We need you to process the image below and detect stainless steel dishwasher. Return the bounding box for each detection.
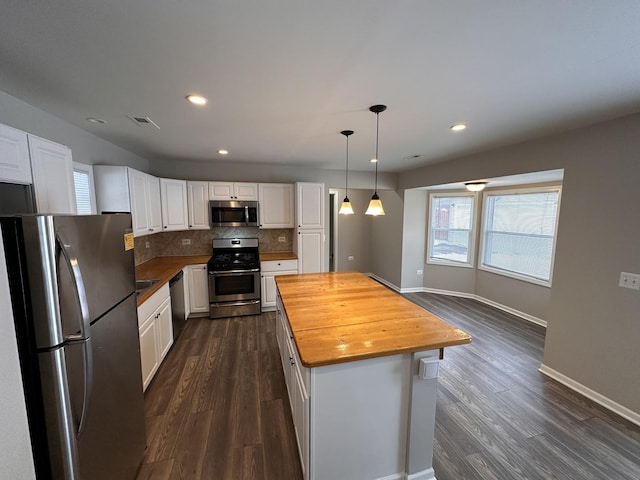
[169,270,186,341]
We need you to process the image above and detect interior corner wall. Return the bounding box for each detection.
[0,90,149,171]
[370,189,404,288]
[399,112,640,416]
[400,189,427,290]
[334,189,373,273]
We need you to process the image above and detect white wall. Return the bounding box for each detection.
[0,232,36,479]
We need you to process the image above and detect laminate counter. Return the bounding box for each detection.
[275,271,471,367]
[135,255,210,306]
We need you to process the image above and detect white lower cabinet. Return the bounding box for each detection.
[137,283,173,391]
[186,264,209,316]
[276,294,310,477]
[261,259,297,311]
[296,230,324,273]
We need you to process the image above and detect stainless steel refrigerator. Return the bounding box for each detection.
[1,214,146,480]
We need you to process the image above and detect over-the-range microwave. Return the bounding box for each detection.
[209,200,259,227]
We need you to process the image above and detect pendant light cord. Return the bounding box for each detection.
[345,134,349,194]
[374,111,379,194]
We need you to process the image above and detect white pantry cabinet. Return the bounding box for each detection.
[186,264,209,316]
[209,181,258,200]
[94,166,162,237]
[160,178,188,231]
[0,123,32,184]
[187,181,210,229]
[296,182,324,229]
[294,183,325,274]
[258,183,294,228]
[137,283,172,391]
[260,259,298,311]
[28,135,76,214]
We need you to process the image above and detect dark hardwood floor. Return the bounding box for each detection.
[136,294,640,480]
[406,292,640,480]
[135,313,303,480]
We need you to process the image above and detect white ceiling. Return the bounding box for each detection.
[1,1,640,173]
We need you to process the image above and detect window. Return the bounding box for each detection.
[427,193,475,266]
[72,162,96,214]
[479,186,561,286]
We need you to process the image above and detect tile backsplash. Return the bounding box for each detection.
[134,228,294,265]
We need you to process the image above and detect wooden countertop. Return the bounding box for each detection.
[260,251,298,261]
[275,272,471,368]
[135,255,210,306]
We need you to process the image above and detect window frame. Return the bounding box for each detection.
[72,162,97,215]
[478,185,562,287]
[426,191,477,268]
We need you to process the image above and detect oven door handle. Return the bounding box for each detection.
[209,268,260,275]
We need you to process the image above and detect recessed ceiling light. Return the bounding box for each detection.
[450,123,467,132]
[218,149,229,155]
[86,117,107,124]
[186,94,208,105]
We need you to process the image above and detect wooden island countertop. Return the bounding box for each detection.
[275,272,471,368]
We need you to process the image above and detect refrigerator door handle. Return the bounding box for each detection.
[56,233,91,340]
[56,233,94,434]
[76,337,94,434]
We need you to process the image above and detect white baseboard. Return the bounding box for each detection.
[376,474,404,480]
[422,287,475,299]
[406,468,436,480]
[418,287,547,328]
[539,364,640,427]
[474,294,547,328]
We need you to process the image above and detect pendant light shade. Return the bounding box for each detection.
[366,105,386,216]
[339,130,355,215]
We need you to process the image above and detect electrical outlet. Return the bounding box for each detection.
[619,272,640,290]
[417,269,423,275]
[278,236,286,243]
[181,239,191,246]
[348,255,354,261]
[145,241,150,249]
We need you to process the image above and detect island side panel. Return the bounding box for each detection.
[406,350,441,480]
[310,354,412,480]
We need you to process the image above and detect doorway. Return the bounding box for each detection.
[329,190,339,272]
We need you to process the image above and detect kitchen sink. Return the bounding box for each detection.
[135,278,161,295]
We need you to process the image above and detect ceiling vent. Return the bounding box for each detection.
[127,115,160,129]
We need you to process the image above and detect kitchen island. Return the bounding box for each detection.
[275,272,471,480]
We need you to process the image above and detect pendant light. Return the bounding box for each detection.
[339,130,355,215]
[365,104,386,216]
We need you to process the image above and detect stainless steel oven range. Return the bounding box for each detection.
[208,238,261,319]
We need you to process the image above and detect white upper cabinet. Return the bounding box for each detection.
[187,181,210,229]
[160,178,188,231]
[258,183,294,228]
[28,135,76,214]
[209,181,258,200]
[94,166,162,237]
[146,176,162,233]
[0,123,32,184]
[296,183,325,229]
[128,169,150,235]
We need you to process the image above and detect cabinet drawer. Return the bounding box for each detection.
[261,259,298,272]
[137,283,170,326]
